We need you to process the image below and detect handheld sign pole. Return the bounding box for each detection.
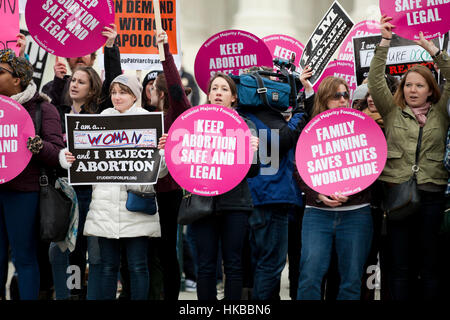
[153,0,165,62]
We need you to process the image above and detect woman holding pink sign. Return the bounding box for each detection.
[0,49,65,300]
[297,76,373,301]
[368,15,450,300]
[182,72,259,301]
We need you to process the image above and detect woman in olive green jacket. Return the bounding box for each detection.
[368,15,450,300]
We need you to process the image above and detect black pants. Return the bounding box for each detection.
[387,190,445,300]
[287,204,304,300]
[157,190,183,300]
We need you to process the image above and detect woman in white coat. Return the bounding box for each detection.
[65,74,168,300]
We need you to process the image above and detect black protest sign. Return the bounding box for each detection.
[300,1,354,86]
[353,34,440,85]
[65,112,164,185]
[20,29,49,91]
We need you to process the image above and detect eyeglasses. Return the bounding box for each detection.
[332,91,349,100]
[0,66,14,76]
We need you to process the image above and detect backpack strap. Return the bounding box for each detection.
[32,102,49,185]
[34,102,42,136]
[250,72,271,109]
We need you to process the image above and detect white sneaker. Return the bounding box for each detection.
[185,279,197,292]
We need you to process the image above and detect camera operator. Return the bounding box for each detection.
[236,64,314,300]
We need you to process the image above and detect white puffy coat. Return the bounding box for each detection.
[83,104,168,239]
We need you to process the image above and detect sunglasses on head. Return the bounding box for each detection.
[0,66,14,76]
[333,91,349,100]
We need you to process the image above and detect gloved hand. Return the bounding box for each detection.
[27,135,43,154]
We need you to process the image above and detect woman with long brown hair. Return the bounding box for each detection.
[367,15,450,300]
[297,76,373,300]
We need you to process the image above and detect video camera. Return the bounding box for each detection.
[230,52,303,112]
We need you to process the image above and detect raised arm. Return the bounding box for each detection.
[415,32,450,112]
[367,15,396,118]
[98,24,122,113]
[157,31,192,130]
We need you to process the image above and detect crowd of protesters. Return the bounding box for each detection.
[0,14,450,302]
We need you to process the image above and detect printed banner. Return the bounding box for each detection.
[296,108,387,197]
[99,0,181,70]
[262,34,304,71]
[300,1,354,86]
[194,30,273,94]
[0,0,20,56]
[25,0,115,57]
[20,29,49,91]
[0,95,34,184]
[165,105,254,196]
[337,20,380,63]
[313,60,357,107]
[65,112,164,185]
[353,33,440,85]
[380,0,450,40]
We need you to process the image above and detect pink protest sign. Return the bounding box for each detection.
[380,0,450,40]
[296,108,387,197]
[194,30,273,94]
[25,0,115,58]
[0,0,20,56]
[313,60,357,106]
[0,95,34,184]
[337,20,380,63]
[262,34,304,69]
[165,104,254,196]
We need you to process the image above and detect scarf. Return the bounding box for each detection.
[410,102,431,127]
[10,81,37,105]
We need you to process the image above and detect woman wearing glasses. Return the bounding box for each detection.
[296,76,373,300]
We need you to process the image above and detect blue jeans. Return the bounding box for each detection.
[297,206,373,300]
[249,205,289,300]
[49,243,70,300]
[48,236,101,300]
[98,237,149,300]
[0,191,40,300]
[191,211,248,300]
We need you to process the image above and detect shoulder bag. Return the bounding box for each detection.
[381,127,423,222]
[126,190,158,215]
[177,192,214,225]
[35,103,74,242]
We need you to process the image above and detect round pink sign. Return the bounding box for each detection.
[194,30,273,94]
[313,60,357,106]
[380,0,450,40]
[0,95,35,184]
[338,20,380,63]
[262,34,304,70]
[165,105,254,196]
[296,108,387,196]
[25,0,115,58]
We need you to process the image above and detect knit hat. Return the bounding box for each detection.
[111,74,142,100]
[0,49,33,88]
[352,83,368,101]
[142,70,163,90]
